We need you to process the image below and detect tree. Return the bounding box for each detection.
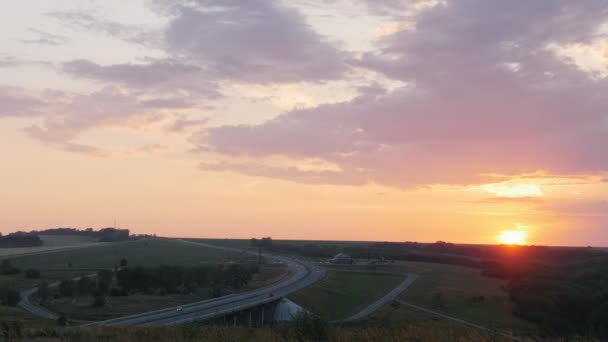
[119,258,128,268]
[67,261,73,268]
[92,292,106,307]
[57,315,68,326]
[38,281,50,302]
[97,270,113,294]
[58,279,76,297]
[2,289,20,307]
[77,277,91,296]
[25,269,41,279]
[0,259,20,275]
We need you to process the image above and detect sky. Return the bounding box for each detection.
[1,0,607,246]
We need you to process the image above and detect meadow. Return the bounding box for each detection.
[289,270,404,320]
[7,239,254,270]
[0,235,101,258]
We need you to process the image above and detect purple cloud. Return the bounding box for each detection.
[0,87,45,117]
[199,0,608,187]
[163,0,349,83]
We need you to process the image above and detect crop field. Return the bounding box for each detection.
[290,270,403,320]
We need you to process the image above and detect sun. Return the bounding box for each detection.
[497,229,527,245]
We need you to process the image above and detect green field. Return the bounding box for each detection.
[7,239,254,270]
[289,270,404,320]
[0,239,258,292]
[342,261,533,333]
[364,303,480,331]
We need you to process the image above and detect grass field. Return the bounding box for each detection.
[289,270,404,321]
[320,261,534,333]
[0,306,55,328]
[8,239,254,271]
[0,235,101,258]
[362,302,478,331]
[394,261,532,332]
[39,235,100,247]
[331,261,533,333]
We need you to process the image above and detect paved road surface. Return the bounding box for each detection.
[91,240,326,326]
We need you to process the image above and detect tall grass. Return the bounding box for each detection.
[0,324,565,342]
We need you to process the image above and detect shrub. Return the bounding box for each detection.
[25,268,41,279]
[290,311,332,342]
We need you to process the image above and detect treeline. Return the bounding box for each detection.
[117,264,258,296]
[249,238,482,267]
[0,232,42,248]
[0,228,131,248]
[32,227,131,242]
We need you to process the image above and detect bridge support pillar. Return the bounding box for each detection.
[261,306,265,325]
[248,310,252,326]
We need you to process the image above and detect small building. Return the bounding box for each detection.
[329,253,353,264]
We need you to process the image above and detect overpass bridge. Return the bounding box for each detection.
[90,241,325,326]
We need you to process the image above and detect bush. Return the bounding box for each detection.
[77,277,91,296]
[0,286,20,307]
[290,311,332,342]
[25,268,41,279]
[0,259,20,275]
[92,293,106,307]
[38,281,50,302]
[58,279,76,297]
[57,315,68,326]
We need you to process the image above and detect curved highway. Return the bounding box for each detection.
[92,240,325,326]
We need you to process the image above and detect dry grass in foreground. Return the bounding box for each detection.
[0,324,600,342]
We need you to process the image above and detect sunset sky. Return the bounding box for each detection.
[1,0,607,246]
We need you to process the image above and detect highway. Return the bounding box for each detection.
[92,240,326,326]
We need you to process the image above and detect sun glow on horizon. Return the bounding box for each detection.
[497,229,527,245]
